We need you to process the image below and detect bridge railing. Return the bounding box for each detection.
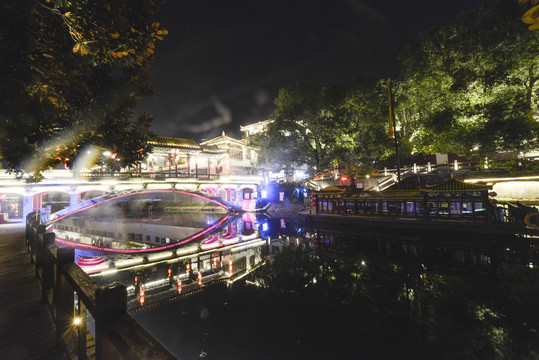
[26,213,176,360]
[78,171,220,181]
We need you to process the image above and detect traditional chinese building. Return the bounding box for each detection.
[145,136,227,177]
[199,131,258,175]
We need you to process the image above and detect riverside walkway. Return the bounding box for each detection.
[0,222,68,360]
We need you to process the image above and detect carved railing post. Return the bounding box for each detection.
[25,212,35,250]
[76,300,88,360]
[95,283,127,359]
[41,232,56,303]
[35,224,46,277]
[55,246,75,344]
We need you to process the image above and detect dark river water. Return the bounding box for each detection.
[132,219,539,360]
[51,193,539,359]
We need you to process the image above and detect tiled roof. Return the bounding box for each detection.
[201,145,226,154]
[200,132,247,147]
[352,190,422,199]
[423,178,492,191]
[148,136,201,150]
[318,186,346,193]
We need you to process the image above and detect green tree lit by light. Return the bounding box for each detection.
[396,0,539,157]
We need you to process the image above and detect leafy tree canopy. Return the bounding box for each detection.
[520,0,539,30]
[396,0,539,157]
[0,0,167,181]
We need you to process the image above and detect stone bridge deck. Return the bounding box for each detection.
[0,222,68,360]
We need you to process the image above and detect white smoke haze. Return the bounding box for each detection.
[183,96,232,134]
[22,127,81,176]
[73,145,101,172]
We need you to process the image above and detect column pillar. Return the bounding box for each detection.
[23,193,34,220]
[69,186,79,207]
[95,283,127,359]
[236,186,241,207]
[195,154,199,178]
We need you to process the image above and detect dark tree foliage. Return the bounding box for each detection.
[0,0,166,181]
[254,81,392,175]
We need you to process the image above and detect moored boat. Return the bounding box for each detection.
[306,178,535,235]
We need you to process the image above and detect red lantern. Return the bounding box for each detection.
[197,272,202,286]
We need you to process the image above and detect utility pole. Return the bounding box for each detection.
[387,81,402,189]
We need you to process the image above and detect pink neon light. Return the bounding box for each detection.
[77,257,106,266]
[202,235,219,244]
[241,212,256,222]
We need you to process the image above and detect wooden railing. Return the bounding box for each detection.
[26,213,176,360]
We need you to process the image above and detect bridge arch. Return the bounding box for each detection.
[0,174,263,218]
[39,191,70,213]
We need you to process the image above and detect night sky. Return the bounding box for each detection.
[136,0,492,141]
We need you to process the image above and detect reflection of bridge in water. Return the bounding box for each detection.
[84,217,271,311]
[44,191,272,311]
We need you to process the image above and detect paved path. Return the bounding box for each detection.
[0,222,68,360]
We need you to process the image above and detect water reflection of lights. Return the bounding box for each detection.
[53,214,231,254]
[230,239,267,253]
[101,268,118,276]
[227,263,265,284]
[148,251,173,261]
[114,258,144,267]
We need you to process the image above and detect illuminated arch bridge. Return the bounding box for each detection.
[0,175,262,221]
